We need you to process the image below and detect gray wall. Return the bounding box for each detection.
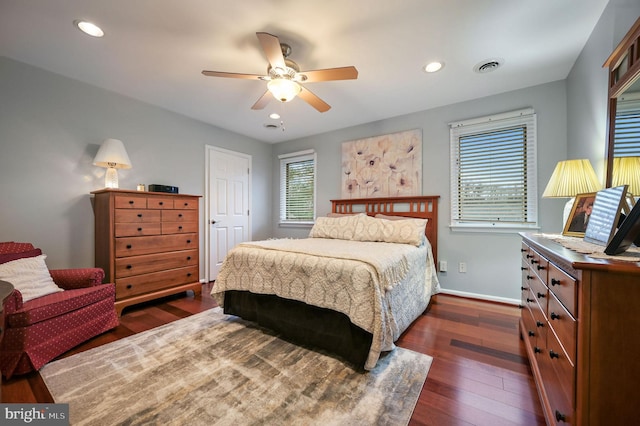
[567,0,640,178]
[0,56,272,278]
[272,81,567,302]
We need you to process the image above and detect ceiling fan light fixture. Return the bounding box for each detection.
[267,78,301,102]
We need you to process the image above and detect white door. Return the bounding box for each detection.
[206,146,251,281]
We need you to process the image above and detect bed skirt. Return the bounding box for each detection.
[222,290,374,370]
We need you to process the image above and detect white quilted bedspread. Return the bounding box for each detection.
[211,238,440,369]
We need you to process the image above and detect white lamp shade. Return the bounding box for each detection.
[542,159,601,198]
[612,156,640,196]
[93,139,132,169]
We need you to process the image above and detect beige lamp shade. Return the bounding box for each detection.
[93,138,132,169]
[93,139,132,188]
[267,78,301,102]
[612,156,640,196]
[542,159,601,198]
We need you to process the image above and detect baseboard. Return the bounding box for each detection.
[438,288,520,306]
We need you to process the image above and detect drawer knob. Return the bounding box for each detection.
[126,284,132,289]
[178,213,183,218]
[555,410,567,422]
[520,248,526,253]
[187,239,191,244]
[138,227,143,232]
[551,278,561,286]
[549,350,560,359]
[536,292,546,299]
[536,321,544,328]
[126,265,132,269]
[520,286,527,291]
[520,267,527,271]
[536,265,545,271]
[187,256,191,260]
[178,226,183,230]
[126,244,132,249]
[528,330,535,337]
[530,259,538,265]
[184,202,188,207]
[526,254,533,259]
[550,312,561,320]
[137,213,143,218]
[526,298,534,303]
[534,346,542,354]
[187,272,192,277]
[129,200,134,205]
[526,275,533,281]
[159,201,164,205]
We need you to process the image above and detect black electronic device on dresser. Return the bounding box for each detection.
[148,184,179,194]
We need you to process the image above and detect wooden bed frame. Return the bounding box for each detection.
[331,195,439,263]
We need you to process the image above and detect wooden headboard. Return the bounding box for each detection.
[331,196,439,263]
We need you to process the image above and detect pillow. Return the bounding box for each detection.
[354,214,427,246]
[326,212,361,217]
[375,214,428,224]
[0,248,43,265]
[0,254,63,302]
[309,214,365,240]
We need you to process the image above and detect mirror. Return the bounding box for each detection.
[604,17,640,187]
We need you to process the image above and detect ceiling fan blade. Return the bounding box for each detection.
[298,86,331,112]
[251,90,272,110]
[202,70,263,79]
[256,32,286,71]
[300,66,359,82]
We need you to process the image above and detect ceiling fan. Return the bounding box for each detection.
[202,32,358,113]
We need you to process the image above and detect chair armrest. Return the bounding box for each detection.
[2,288,24,314]
[49,268,106,290]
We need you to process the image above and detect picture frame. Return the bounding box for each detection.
[563,192,597,237]
[605,197,640,255]
[584,185,628,246]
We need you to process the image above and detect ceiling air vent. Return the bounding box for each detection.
[473,58,504,74]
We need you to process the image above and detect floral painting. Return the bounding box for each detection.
[341,129,422,198]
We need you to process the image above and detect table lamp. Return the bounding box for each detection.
[542,159,602,226]
[93,138,132,188]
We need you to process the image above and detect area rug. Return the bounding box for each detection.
[40,308,432,426]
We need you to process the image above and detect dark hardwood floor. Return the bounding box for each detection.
[2,284,544,425]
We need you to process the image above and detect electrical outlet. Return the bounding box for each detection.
[439,260,447,272]
[459,262,467,273]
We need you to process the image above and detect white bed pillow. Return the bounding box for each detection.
[309,214,365,240]
[0,254,63,302]
[354,214,427,246]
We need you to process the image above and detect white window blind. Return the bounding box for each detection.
[614,94,640,157]
[450,109,538,231]
[279,150,316,225]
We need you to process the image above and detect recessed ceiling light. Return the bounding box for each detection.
[269,113,281,119]
[424,62,443,73]
[74,20,104,37]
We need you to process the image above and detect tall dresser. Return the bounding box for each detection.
[92,189,202,315]
[519,233,640,425]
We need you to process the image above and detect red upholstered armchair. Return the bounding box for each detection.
[0,242,119,378]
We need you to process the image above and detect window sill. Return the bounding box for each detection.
[449,223,540,234]
[279,221,314,229]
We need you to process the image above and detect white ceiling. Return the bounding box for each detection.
[0,0,610,143]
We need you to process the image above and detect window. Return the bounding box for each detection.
[279,149,316,226]
[450,108,538,232]
[614,93,640,157]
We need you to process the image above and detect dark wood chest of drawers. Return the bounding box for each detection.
[520,233,640,425]
[92,189,202,315]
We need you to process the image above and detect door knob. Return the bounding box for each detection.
[210,220,217,224]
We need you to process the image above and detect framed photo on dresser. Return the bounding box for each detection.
[563,192,596,237]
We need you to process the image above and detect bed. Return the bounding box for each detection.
[211,196,440,370]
